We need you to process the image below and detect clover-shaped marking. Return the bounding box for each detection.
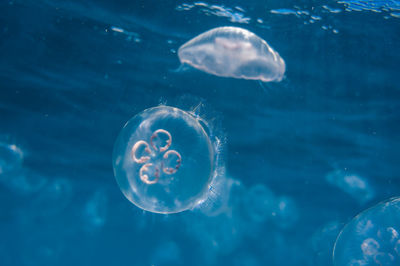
[132,129,182,185]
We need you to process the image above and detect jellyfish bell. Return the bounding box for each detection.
[112,105,224,214]
[178,26,286,82]
[333,197,400,265]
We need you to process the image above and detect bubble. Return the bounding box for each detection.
[333,197,400,265]
[113,105,219,214]
[176,3,250,24]
[178,26,285,82]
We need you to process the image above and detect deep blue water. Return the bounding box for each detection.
[1,0,400,265]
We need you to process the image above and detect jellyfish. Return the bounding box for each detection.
[311,221,342,265]
[0,140,23,179]
[112,105,221,214]
[82,189,108,231]
[184,209,245,264]
[326,169,375,204]
[271,195,299,230]
[333,197,400,265]
[242,184,276,223]
[178,26,285,82]
[0,140,46,195]
[28,178,73,216]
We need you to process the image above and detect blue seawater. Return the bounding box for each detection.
[1,0,399,265]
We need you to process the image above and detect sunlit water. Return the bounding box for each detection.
[1,0,400,265]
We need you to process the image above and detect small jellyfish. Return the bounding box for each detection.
[29,178,73,216]
[333,197,400,265]
[184,210,245,264]
[271,195,299,230]
[242,184,276,223]
[112,106,220,214]
[311,221,343,265]
[0,140,23,179]
[178,26,285,82]
[5,170,47,195]
[82,189,108,231]
[326,169,375,204]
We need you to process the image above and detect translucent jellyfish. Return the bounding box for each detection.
[242,184,276,223]
[326,169,375,204]
[178,26,285,82]
[271,195,300,230]
[20,227,65,266]
[333,197,400,265]
[0,140,23,179]
[311,221,343,265]
[184,210,245,264]
[5,170,47,195]
[112,105,220,214]
[29,178,73,216]
[0,139,47,195]
[82,189,108,231]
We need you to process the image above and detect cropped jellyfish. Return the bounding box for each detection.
[112,105,222,214]
[178,26,286,82]
[333,197,400,265]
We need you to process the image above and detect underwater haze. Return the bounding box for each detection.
[1,0,400,265]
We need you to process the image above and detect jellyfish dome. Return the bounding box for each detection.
[112,106,218,214]
[333,197,400,265]
[178,26,286,82]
